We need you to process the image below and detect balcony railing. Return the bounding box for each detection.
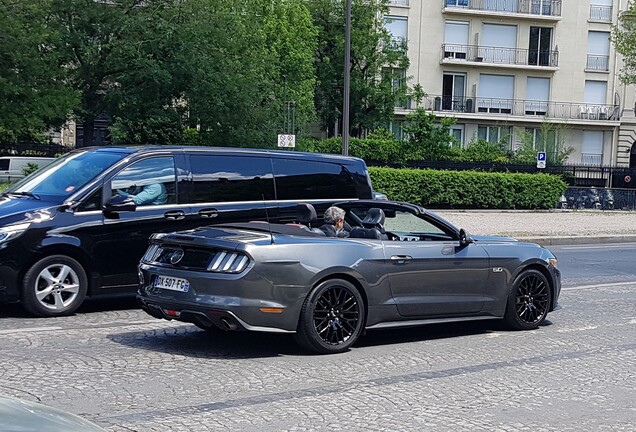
[590,5,612,21]
[390,0,409,5]
[421,94,620,121]
[444,0,562,17]
[581,153,603,165]
[586,54,609,71]
[442,44,559,67]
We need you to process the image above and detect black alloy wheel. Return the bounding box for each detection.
[295,279,365,354]
[504,269,551,330]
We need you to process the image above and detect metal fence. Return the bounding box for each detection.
[0,142,71,157]
[559,187,636,211]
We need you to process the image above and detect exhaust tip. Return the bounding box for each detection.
[220,317,238,331]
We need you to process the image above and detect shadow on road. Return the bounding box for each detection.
[107,319,509,359]
[0,296,139,318]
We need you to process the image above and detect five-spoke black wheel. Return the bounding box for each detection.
[504,269,551,330]
[295,279,365,354]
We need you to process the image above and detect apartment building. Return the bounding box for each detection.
[385,0,636,168]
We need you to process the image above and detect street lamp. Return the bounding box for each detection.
[342,0,351,156]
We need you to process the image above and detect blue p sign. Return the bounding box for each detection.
[537,152,546,161]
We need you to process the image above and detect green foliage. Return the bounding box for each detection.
[0,182,9,193]
[369,167,567,210]
[21,162,40,177]
[452,138,511,163]
[298,137,405,163]
[511,122,574,165]
[613,5,636,84]
[402,108,457,160]
[310,0,409,137]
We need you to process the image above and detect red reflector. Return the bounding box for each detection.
[165,309,179,316]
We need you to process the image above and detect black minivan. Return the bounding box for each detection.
[0,146,373,316]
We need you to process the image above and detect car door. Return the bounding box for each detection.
[97,155,182,289]
[382,210,490,317]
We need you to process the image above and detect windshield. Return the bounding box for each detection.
[6,151,126,201]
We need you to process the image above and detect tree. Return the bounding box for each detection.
[402,108,457,161]
[309,0,409,138]
[0,0,78,143]
[613,4,636,84]
[511,121,574,165]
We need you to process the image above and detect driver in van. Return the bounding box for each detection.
[116,183,167,206]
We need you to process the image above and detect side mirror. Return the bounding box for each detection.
[103,195,136,213]
[459,228,474,247]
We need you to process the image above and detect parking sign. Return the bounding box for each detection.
[537,151,546,168]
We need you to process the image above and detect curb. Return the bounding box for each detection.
[516,235,636,246]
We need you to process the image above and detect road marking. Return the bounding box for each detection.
[0,326,63,335]
[562,281,636,291]
[559,244,636,250]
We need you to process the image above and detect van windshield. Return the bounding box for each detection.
[6,151,126,201]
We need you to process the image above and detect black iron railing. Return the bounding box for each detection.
[420,94,620,122]
[442,44,559,67]
[0,142,71,157]
[444,0,562,17]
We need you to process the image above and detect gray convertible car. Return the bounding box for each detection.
[137,200,561,354]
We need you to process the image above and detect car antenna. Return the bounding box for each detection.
[262,194,274,245]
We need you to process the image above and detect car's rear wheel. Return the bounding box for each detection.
[22,255,88,317]
[294,279,365,354]
[504,269,551,330]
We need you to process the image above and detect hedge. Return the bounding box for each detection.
[369,167,568,209]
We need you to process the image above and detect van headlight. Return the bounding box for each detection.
[0,223,31,244]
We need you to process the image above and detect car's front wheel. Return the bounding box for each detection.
[294,279,365,354]
[504,269,551,330]
[21,255,88,317]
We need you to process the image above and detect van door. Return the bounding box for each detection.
[180,154,277,228]
[97,156,183,289]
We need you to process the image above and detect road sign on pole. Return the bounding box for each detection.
[537,151,546,169]
[277,134,295,148]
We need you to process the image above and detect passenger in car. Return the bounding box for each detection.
[319,206,350,238]
[116,183,167,205]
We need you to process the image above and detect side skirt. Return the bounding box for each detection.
[366,315,500,330]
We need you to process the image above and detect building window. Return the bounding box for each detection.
[481,24,517,64]
[444,20,469,59]
[590,0,612,21]
[450,125,464,147]
[525,77,550,115]
[446,0,469,6]
[389,120,405,141]
[478,126,512,149]
[478,74,514,113]
[528,27,553,66]
[582,131,603,165]
[384,16,408,48]
[587,31,610,71]
[442,73,467,111]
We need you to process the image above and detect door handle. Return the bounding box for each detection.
[198,209,219,218]
[391,255,412,264]
[164,210,185,220]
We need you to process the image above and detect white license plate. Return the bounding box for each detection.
[154,275,190,292]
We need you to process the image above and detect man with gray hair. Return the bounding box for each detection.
[319,206,349,237]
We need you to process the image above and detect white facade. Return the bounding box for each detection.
[386,0,636,167]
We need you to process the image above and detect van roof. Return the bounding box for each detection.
[72,145,367,164]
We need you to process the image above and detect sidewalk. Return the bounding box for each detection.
[434,209,636,246]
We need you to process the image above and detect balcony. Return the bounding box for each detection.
[586,54,609,72]
[390,0,409,5]
[581,153,603,165]
[590,4,612,22]
[418,94,620,122]
[443,0,562,19]
[441,44,559,69]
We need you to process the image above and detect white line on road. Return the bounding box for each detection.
[559,244,636,250]
[562,281,636,291]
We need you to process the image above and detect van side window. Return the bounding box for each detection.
[77,187,103,212]
[111,157,176,206]
[189,155,274,203]
[272,159,358,200]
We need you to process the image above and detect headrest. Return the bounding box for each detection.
[296,203,317,224]
[362,208,385,228]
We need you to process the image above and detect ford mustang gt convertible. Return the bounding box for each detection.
[137,200,561,354]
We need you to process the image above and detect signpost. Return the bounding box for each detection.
[277,134,296,148]
[537,151,546,169]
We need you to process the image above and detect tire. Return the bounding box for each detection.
[503,269,551,330]
[294,279,365,354]
[22,255,88,317]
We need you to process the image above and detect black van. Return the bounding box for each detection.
[0,146,373,316]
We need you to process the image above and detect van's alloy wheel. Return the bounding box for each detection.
[504,269,551,330]
[294,279,365,354]
[22,255,88,317]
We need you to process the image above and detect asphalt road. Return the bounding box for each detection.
[0,244,635,431]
